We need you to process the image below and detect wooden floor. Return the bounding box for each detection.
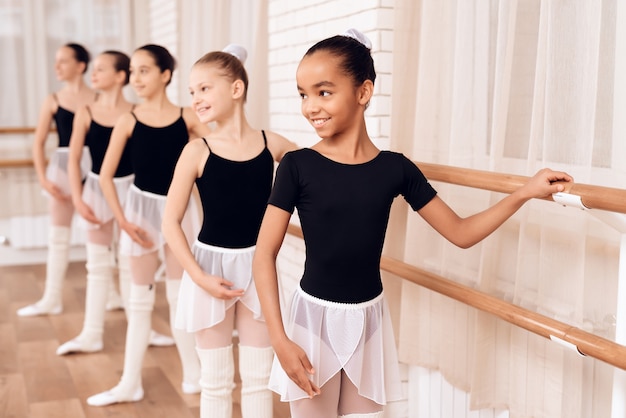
[0,261,290,418]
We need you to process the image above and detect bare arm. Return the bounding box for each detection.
[32,95,63,198]
[99,114,151,248]
[418,168,573,248]
[265,130,299,162]
[162,139,244,299]
[67,107,99,224]
[253,205,321,398]
[182,107,211,139]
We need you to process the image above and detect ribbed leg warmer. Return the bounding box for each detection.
[17,226,70,316]
[196,345,235,418]
[239,345,274,418]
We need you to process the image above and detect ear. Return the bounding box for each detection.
[161,68,172,84]
[232,79,245,100]
[357,80,374,107]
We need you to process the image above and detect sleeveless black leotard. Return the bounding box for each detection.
[52,93,74,148]
[195,131,274,248]
[128,108,188,195]
[84,107,133,177]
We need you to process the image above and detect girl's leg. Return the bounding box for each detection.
[235,302,273,418]
[57,222,115,355]
[17,197,74,316]
[195,306,236,418]
[163,245,201,393]
[337,371,384,417]
[87,251,159,406]
[290,371,341,418]
[116,248,174,347]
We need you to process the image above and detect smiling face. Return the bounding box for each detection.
[188,62,238,124]
[296,50,366,140]
[129,49,169,99]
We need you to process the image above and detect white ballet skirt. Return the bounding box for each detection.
[78,171,134,229]
[175,241,263,332]
[269,286,403,405]
[44,147,92,196]
[118,184,200,257]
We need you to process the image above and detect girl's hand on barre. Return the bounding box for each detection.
[519,168,573,200]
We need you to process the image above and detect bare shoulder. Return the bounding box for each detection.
[264,130,298,162]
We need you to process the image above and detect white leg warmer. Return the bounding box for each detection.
[238,345,274,418]
[105,260,124,311]
[166,279,201,393]
[86,283,154,406]
[56,243,112,355]
[118,255,173,347]
[17,225,70,316]
[196,345,235,418]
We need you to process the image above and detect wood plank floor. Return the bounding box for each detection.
[0,261,290,418]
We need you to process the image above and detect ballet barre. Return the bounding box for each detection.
[286,222,626,371]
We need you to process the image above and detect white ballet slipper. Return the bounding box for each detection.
[56,338,103,355]
[86,385,144,406]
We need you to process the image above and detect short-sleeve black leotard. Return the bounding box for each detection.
[195,131,274,249]
[268,148,437,303]
[127,108,188,195]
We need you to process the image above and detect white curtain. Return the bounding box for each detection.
[0,0,133,218]
[393,1,625,417]
[178,0,269,128]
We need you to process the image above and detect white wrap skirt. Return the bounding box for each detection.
[78,171,134,229]
[45,147,92,196]
[118,184,200,257]
[269,286,403,405]
[175,241,263,332]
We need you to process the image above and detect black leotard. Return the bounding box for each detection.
[269,148,437,303]
[195,131,274,248]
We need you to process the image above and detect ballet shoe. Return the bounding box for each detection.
[16,303,62,317]
[56,338,103,355]
[181,381,201,394]
[86,385,144,406]
[105,296,124,311]
[148,330,175,347]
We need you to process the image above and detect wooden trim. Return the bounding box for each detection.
[286,225,626,371]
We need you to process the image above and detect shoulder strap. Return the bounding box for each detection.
[180,107,184,116]
[130,110,138,120]
[85,105,93,121]
[201,137,211,151]
[52,93,59,105]
[261,130,267,147]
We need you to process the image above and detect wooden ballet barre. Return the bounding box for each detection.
[0,127,39,134]
[0,159,38,168]
[416,162,626,214]
[285,223,626,371]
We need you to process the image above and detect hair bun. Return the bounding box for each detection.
[222,44,248,64]
[342,28,372,50]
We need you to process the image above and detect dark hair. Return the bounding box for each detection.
[304,35,376,86]
[102,50,131,85]
[64,43,91,74]
[136,44,176,85]
[194,51,249,101]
